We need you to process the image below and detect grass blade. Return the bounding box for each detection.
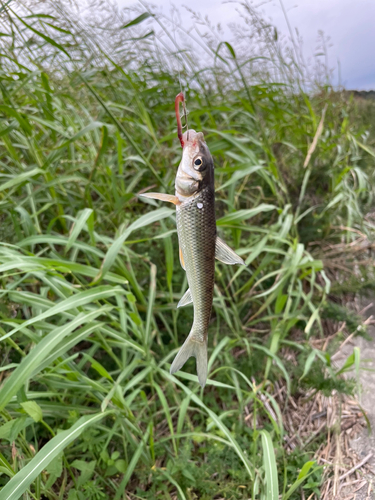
[217,204,276,225]
[161,369,253,480]
[66,208,93,252]
[96,207,174,281]
[0,412,111,500]
[260,430,279,500]
[1,286,125,341]
[113,423,151,500]
[0,309,107,411]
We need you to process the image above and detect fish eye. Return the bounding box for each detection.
[193,156,205,171]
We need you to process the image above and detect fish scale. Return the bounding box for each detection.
[176,187,216,343]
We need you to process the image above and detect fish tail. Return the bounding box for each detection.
[170,335,208,388]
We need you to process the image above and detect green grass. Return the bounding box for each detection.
[0,1,374,499]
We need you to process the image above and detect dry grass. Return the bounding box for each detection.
[269,328,373,500]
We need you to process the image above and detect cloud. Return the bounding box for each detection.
[260,0,375,89]
[118,0,375,89]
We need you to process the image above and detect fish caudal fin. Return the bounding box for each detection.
[170,336,208,388]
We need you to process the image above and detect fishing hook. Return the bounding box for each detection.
[175,92,189,148]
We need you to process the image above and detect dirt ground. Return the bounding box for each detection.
[337,299,375,499]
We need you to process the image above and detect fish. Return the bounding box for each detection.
[140,93,245,387]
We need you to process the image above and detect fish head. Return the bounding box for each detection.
[175,129,214,201]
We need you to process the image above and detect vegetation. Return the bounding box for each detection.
[0,1,375,499]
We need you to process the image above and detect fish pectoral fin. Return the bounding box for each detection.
[179,246,186,270]
[215,236,246,265]
[139,192,180,205]
[177,288,192,308]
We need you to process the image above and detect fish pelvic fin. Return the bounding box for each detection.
[177,288,192,308]
[139,192,180,205]
[170,335,208,388]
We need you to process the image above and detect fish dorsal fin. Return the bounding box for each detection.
[177,288,193,308]
[179,247,186,270]
[215,236,245,265]
[139,193,180,205]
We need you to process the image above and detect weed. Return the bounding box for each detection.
[0,1,373,499]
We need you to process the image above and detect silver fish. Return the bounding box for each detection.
[141,93,245,387]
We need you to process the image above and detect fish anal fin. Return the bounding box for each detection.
[177,288,192,308]
[215,236,245,265]
[170,336,208,388]
[179,247,186,270]
[139,192,180,205]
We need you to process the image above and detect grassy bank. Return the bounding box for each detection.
[0,1,374,499]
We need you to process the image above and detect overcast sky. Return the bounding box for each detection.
[119,0,375,90]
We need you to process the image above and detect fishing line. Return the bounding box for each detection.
[171,7,189,140]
